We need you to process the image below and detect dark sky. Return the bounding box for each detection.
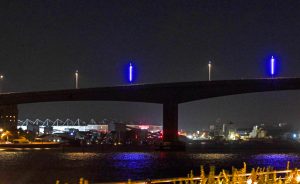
[1,1,300,130]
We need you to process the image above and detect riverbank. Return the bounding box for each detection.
[0,142,61,148]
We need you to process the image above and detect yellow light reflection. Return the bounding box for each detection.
[63,152,100,161]
[189,153,236,160]
[296,175,300,183]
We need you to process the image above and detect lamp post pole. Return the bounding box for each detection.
[208,61,212,81]
[75,70,79,89]
[0,75,4,92]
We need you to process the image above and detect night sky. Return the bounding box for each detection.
[1,1,300,130]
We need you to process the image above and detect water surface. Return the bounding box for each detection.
[0,149,299,184]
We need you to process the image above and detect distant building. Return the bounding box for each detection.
[236,128,251,140]
[44,126,53,134]
[35,134,62,142]
[223,122,236,140]
[27,123,39,134]
[126,124,162,133]
[209,121,236,139]
[0,105,18,131]
[209,124,223,137]
[17,119,108,134]
[249,125,268,138]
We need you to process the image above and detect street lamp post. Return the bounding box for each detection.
[75,70,79,89]
[208,61,212,81]
[0,75,4,92]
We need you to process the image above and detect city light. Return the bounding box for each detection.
[186,134,193,139]
[1,130,11,142]
[129,63,133,83]
[296,175,300,182]
[246,178,252,184]
[138,125,149,130]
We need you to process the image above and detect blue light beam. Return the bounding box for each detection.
[129,63,133,83]
[271,56,275,76]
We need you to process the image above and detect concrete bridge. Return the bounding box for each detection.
[1,78,300,145]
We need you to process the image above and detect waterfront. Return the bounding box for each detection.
[0,149,300,184]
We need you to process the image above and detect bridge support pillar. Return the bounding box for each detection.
[163,102,178,142]
[161,102,185,150]
[0,105,18,132]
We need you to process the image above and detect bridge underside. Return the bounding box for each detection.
[0,78,300,148]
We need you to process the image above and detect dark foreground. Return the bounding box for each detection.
[0,145,300,184]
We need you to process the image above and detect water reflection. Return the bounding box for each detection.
[0,151,27,161]
[108,153,155,180]
[63,152,99,161]
[189,153,236,160]
[111,153,154,169]
[249,154,300,169]
[112,152,154,161]
[0,151,300,183]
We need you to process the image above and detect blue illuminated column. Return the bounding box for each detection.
[270,56,275,77]
[129,63,133,83]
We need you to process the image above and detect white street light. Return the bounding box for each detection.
[208,61,212,81]
[75,70,79,89]
[0,75,4,92]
